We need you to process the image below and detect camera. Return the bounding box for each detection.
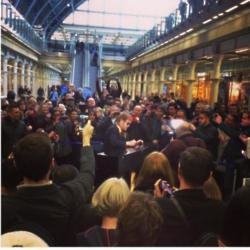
[160,180,174,195]
[79,115,89,127]
[242,178,250,187]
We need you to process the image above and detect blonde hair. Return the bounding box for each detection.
[92,177,130,217]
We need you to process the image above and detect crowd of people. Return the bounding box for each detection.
[1,79,250,247]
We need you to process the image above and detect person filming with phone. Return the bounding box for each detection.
[154,147,225,246]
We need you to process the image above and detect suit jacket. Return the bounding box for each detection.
[157,189,225,246]
[103,125,126,157]
[127,120,150,143]
[194,123,219,160]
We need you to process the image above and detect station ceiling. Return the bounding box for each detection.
[9,0,87,38]
[9,0,179,46]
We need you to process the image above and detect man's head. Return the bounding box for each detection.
[178,147,213,188]
[7,103,20,121]
[175,120,193,138]
[241,112,250,127]
[27,97,37,110]
[228,104,238,116]
[155,105,165,119]
[13,133,53,182]
[167,103,177,117]
[40,103,49,115]
[58,104,66,115]
[94,107,103,118]
[176,109,187,120]
[224,113,236,127]
[133,105,142,117]
[198,111,211,127]
[116,112,132,133]
[68,109,78,122]
[87,97,96,108]
[109,105,120,118]
[194,102,204,115]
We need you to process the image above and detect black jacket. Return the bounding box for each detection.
[127,120,150,143]
[2,147,96,246]
[1,116,26,159]
[103,125,126,157]
[194,123,219,160]
[141,113,162,142]
[77,225,118,246]
[157,189,225,246]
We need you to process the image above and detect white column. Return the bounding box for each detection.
[142,71,148,97]
[160,67,166,94]
[172,65,180,96]
[209,56,223,107]
[2,57,8,97]
[132,73,136,100]
[31,65,37,97]
[84,43,90,87]
[13,60,18,97]
[137,73,142,97]
[26,64,31,89]
[150,70,156,94]
[127,75,130,93]
[21,63,25,87]
[128,74,133,96]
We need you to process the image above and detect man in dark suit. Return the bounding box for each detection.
[193,111,219,160]
[2,103,26,160]
[127,105,151,143]
[103,112,143,157]
[155,147,225,246]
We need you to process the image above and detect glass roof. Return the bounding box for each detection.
[64,0,179,30]
[51,0,179,46]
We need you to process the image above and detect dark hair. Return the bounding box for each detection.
[220,187,250,246]
[6,102,19,113]
[7,90,16,101]
[179,147,213,187]
[51,164,79,185]
[118,192,163,246]
[17,99,25,106]
[199,110,211,119]
[13,133,53,181]
[168,103,177,109]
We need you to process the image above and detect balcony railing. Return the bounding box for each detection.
[126,0,246,60]
[1,0,44,52]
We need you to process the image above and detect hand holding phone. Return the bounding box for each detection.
[136,139,144,146]
[160,180,175,195]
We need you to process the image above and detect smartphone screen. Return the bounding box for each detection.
[161,180,174,195]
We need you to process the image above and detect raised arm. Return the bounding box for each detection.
[95,79,102,100]
[116,79,122,97]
